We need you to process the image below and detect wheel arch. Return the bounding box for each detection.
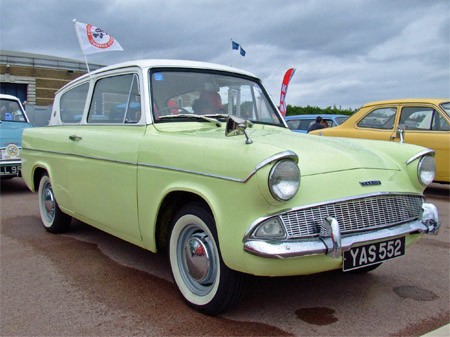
[155,190,213,252]
[31,165,50,192]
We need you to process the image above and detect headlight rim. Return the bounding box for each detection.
[268,159,300,201]
[417,155,436,186]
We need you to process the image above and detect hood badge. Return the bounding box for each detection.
[360,180,382,186]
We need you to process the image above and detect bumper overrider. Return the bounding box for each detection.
[243,201,440,259]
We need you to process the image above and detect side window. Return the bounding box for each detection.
[60,83,89,123]
[357,107,396,129]
[400,107,434,130]
[88,74,141,124]
[434,112,450,131]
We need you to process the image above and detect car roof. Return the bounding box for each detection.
[361,98,450,107]
[0,94,21,101]
[58,59,258,93]
[285,114,348,119]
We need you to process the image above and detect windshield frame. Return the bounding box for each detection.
[149,67,285,127]
[0,98,29,123]
[439,102,450,117]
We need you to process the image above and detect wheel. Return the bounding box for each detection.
[169,202,245,315]
[347,263,382,274]
[38,173,71,233]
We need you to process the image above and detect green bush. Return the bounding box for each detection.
[285,104,358,117]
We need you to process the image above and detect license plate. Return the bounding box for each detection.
[343,237,405,271]
[0,165,21,176]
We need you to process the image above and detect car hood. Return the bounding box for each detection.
[0,122,32,147]
[152,123,417,177]
[243,126,404,175]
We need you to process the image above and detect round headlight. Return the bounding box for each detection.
[268,160,300,201]
[418,155,435,186]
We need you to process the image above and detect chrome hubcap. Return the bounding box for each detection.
[184,234,211,283]
[42,182,55,222]
[178,224,217,295]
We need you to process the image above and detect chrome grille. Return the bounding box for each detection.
[280,194,424,238]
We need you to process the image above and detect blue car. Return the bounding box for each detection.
[285,114,349,133]
[1,94,33,179]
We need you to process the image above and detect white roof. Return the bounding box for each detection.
[59,59,258,92]
[0,94,21,101]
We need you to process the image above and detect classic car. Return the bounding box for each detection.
[285,114,348,133]
[0,94,33,179]
[309,99,450,184]
[21,60,440,315]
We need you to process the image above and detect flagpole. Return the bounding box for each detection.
[73,19,92,77]
[230,38,233,67]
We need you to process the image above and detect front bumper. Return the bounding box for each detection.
[244,203,440,259]
[0,160,22,178]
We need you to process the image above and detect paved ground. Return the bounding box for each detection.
[1,179,449,336]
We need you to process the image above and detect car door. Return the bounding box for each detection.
[398,104,450,182]
[354,106,399,141]
[68,72,146,243]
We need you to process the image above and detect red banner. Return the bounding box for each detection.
[279,68,296,116]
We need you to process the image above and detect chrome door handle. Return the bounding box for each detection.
[69,135,82,141]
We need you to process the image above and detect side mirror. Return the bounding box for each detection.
[225,115,253,144]
[396,123,406,143]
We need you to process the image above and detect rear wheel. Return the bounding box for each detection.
[38,173,71,233]
[169,202,245,315]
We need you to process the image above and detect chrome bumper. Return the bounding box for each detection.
[243,203,440,259]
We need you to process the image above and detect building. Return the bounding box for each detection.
[0,50,103,125]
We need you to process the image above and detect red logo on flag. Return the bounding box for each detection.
[86,24,115,49]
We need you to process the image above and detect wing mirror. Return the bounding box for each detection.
[395,123,406,143]
[225,115,253,144]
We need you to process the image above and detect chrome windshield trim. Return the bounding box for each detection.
[406,149,435,165]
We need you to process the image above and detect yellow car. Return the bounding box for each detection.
[310,99,450,183]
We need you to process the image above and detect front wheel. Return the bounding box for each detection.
[38,173,71,233]
[169,203,245,315]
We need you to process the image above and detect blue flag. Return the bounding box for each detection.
[240,46,246,57]
[232,40,239,50]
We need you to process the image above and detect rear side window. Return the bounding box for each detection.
[400,107,450,131]
[357,107,396,129]
[88,74,141,124]
[60,83,89,123]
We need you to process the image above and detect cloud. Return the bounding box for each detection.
[1,0,449,108]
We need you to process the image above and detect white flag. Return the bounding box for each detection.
[74,21,123,55]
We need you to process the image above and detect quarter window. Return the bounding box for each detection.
[357,107,396,129]
[88,74,141,124]
[60,83,89,123]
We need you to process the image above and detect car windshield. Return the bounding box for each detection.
[0,98,27,122]
[440,102,450,116]
[150,69,283,126]
[335,116,349,124]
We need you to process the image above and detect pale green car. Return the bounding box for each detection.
[21,60,440,315]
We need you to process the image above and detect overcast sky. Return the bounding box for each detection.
[1,0,449,109]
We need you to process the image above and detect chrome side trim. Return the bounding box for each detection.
[22,148,298,184]
[138,162,243,182]
[406,149,435,165]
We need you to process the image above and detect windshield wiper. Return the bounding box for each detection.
[158,114,222,127]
